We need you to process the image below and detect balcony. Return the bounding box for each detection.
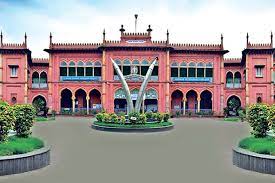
[226,83,241,88]
[171,77,213,83]
[60,76,101,81]
[32,83,48,89]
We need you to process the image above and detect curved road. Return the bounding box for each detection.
[0,117,274,183]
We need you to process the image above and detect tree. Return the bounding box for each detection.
[0,104,15,141]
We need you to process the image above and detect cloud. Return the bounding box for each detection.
[0,0,274,58]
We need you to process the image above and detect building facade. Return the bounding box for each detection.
[0,25,274,116]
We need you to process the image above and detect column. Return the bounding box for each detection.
[72,95,76,113]
[86,96,90,115]
[197,97,201,113]
[183,97,186,115]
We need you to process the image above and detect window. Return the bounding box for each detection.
[123,60,131,75]
[255,66,263,77]
[10,66,18,77]
[188,62,196,77]
[11,97,17,104]
[94,61,102,76]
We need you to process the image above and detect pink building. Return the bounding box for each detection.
[0,26,274,116]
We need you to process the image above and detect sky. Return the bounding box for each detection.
[0,0,275,58]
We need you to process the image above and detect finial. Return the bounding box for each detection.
[49,32,52,46]
[24,32,27,47]
[0,30,3,46]
[147,25,152,35]
[271,31,273,47]
[119,25,125,35]
[166,29,169,44]
[246,32,249,47]
[103,29,106,43]
[134,14,138,33]
[221,33,223,48]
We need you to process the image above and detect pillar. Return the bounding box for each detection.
[86,96,90,115]
[72,95,76,113]
[183,97,186,115]
[197,97,201,113]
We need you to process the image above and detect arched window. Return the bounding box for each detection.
[171,62,179,77]
[188,62,196,77]
[234,72,241,88]
[180,61,187,77]
[205,62,213,77]
[197,62,205,77]
[94,61,102,76]
[86,61,93,76]
[257,97,262,103]
[226,72,233,88]
[151,60,158,76]
[141,60,149,76]
[132,60,140,75]
[77,61,85,76]
[60,61,68,76]
[40,72,47,83]
[68,61,76,76]
[123,59,131,75]
[114,60,122,76]
[32,72,39,83]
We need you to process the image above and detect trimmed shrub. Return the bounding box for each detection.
[96,113,104,122]
[120,116,126,124]
[156,112,164,123]
[163,113,170,122]
[138,114,147,124]
[237,108,246,122]
[247,104,270,138]
[269,104,275,130]
[13,104,36,138]
[102,113,111,123]
[0,104,15,142]
[110,113,119,123]
[128,111,140,124]
[145,111,153,120]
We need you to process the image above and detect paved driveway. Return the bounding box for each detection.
[0,117,274,183]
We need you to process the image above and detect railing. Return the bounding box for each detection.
[226,83,241,88]
[171,77,213,82]
[171,109,213,117]
[60,76,101,81]
[32,83,48,89]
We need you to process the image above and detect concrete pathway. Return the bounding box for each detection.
[0,117,274,183]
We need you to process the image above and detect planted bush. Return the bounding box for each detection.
[96,113,104,122]
[247,104,270,138]
[129,111,140,124]
[163,113,170,122]
[269,104,275,130]
[0,104,15,142]
[138,114,147,124]
[156,112,164,123]
[102,113,111,123]
[13,104,36,138]
[110,113,119,123]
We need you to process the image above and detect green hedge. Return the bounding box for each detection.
[0,136,44,156]
[239,136,275,155]
[94,121,173,129]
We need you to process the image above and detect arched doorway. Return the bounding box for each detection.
[186,90,198,114]
[171,90,183,114]
[32,95,47,116]
[200,90,212,113]
[144,88,158,112]
[89,89,101,111]
[114,89,127,113]
[227,95,241,116]
[75,89,87,113]
[61,89,72,113]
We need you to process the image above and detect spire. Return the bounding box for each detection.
[119,25,125,36]
[271,31,273,47]
[147,25,152,35]
[221,33,223,48]
[24,32,27,47]
[134,14,138,33]
[246,32,249,47]
[103,29,106,43]
[166,29,169,45]
[0,31,2,46]
[49,32,52,47]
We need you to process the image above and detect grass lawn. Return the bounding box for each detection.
[0,136,44,156]
[35,116,55,122]
[239,136,275,155]
[223,117,240,122]
[93,121,173,128]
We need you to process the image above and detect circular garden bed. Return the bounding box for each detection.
[92,121,174,132]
